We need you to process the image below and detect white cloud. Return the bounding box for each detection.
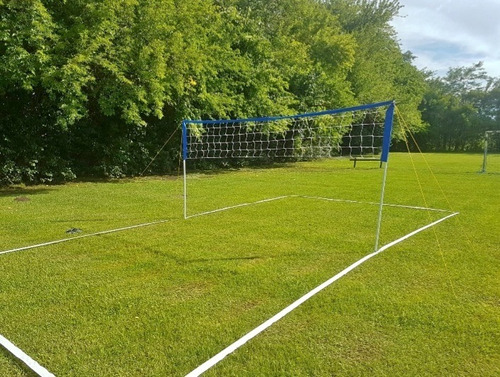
[391,0,500,77]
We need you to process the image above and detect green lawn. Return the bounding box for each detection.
[0,153,498,376]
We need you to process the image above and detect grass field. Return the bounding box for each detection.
[0,153,498,376]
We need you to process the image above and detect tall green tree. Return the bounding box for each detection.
[325,0,427,135]
[234,0,357,111]
[418,62,500,152]
[0,0,67,183]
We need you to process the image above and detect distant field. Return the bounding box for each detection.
[0,153,498,376]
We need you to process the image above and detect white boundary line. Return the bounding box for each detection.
[186,194,453,220]
[1,195,452,257]
[299,195,454,213]
[185,211,459,377]
[0,219,170,256]
[0,334,55,377]
[186,196,290,219]
[0,197,289,256]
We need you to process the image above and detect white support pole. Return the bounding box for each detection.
[374,160,389,252]
[183,159,188,219]
[181,120,188,220]
[481,130,500,173]
[482,131,489,173]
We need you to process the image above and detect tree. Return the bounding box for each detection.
[0,0,69,184]
[418,62,500,152]
[324,0,427,136]
[234,0,357,111]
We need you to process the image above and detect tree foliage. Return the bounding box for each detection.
[325,0,426,136]
[418,62,500,152]
[1,0,425,184]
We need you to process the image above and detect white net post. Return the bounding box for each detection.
[482,130,500,173]
[182,120,188,219]
[374,102,395,251]
[482,132,489,173]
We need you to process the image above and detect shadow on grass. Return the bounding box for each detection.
[50,218,108,223]
[184,158,358,178]
[109,235,264,265]
[0,171,181,190]
[0,186,53,198]
[185,255,262,264]
[71,172,182,184]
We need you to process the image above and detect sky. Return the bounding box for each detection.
[390,0,500,78]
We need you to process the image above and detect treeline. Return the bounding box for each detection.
[418,62,500,152]
[0,1,497,185]
[0,0,425,184]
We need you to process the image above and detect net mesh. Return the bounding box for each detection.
[486,131,500,152]
[184,107,387,160]
[483,130,500,173]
